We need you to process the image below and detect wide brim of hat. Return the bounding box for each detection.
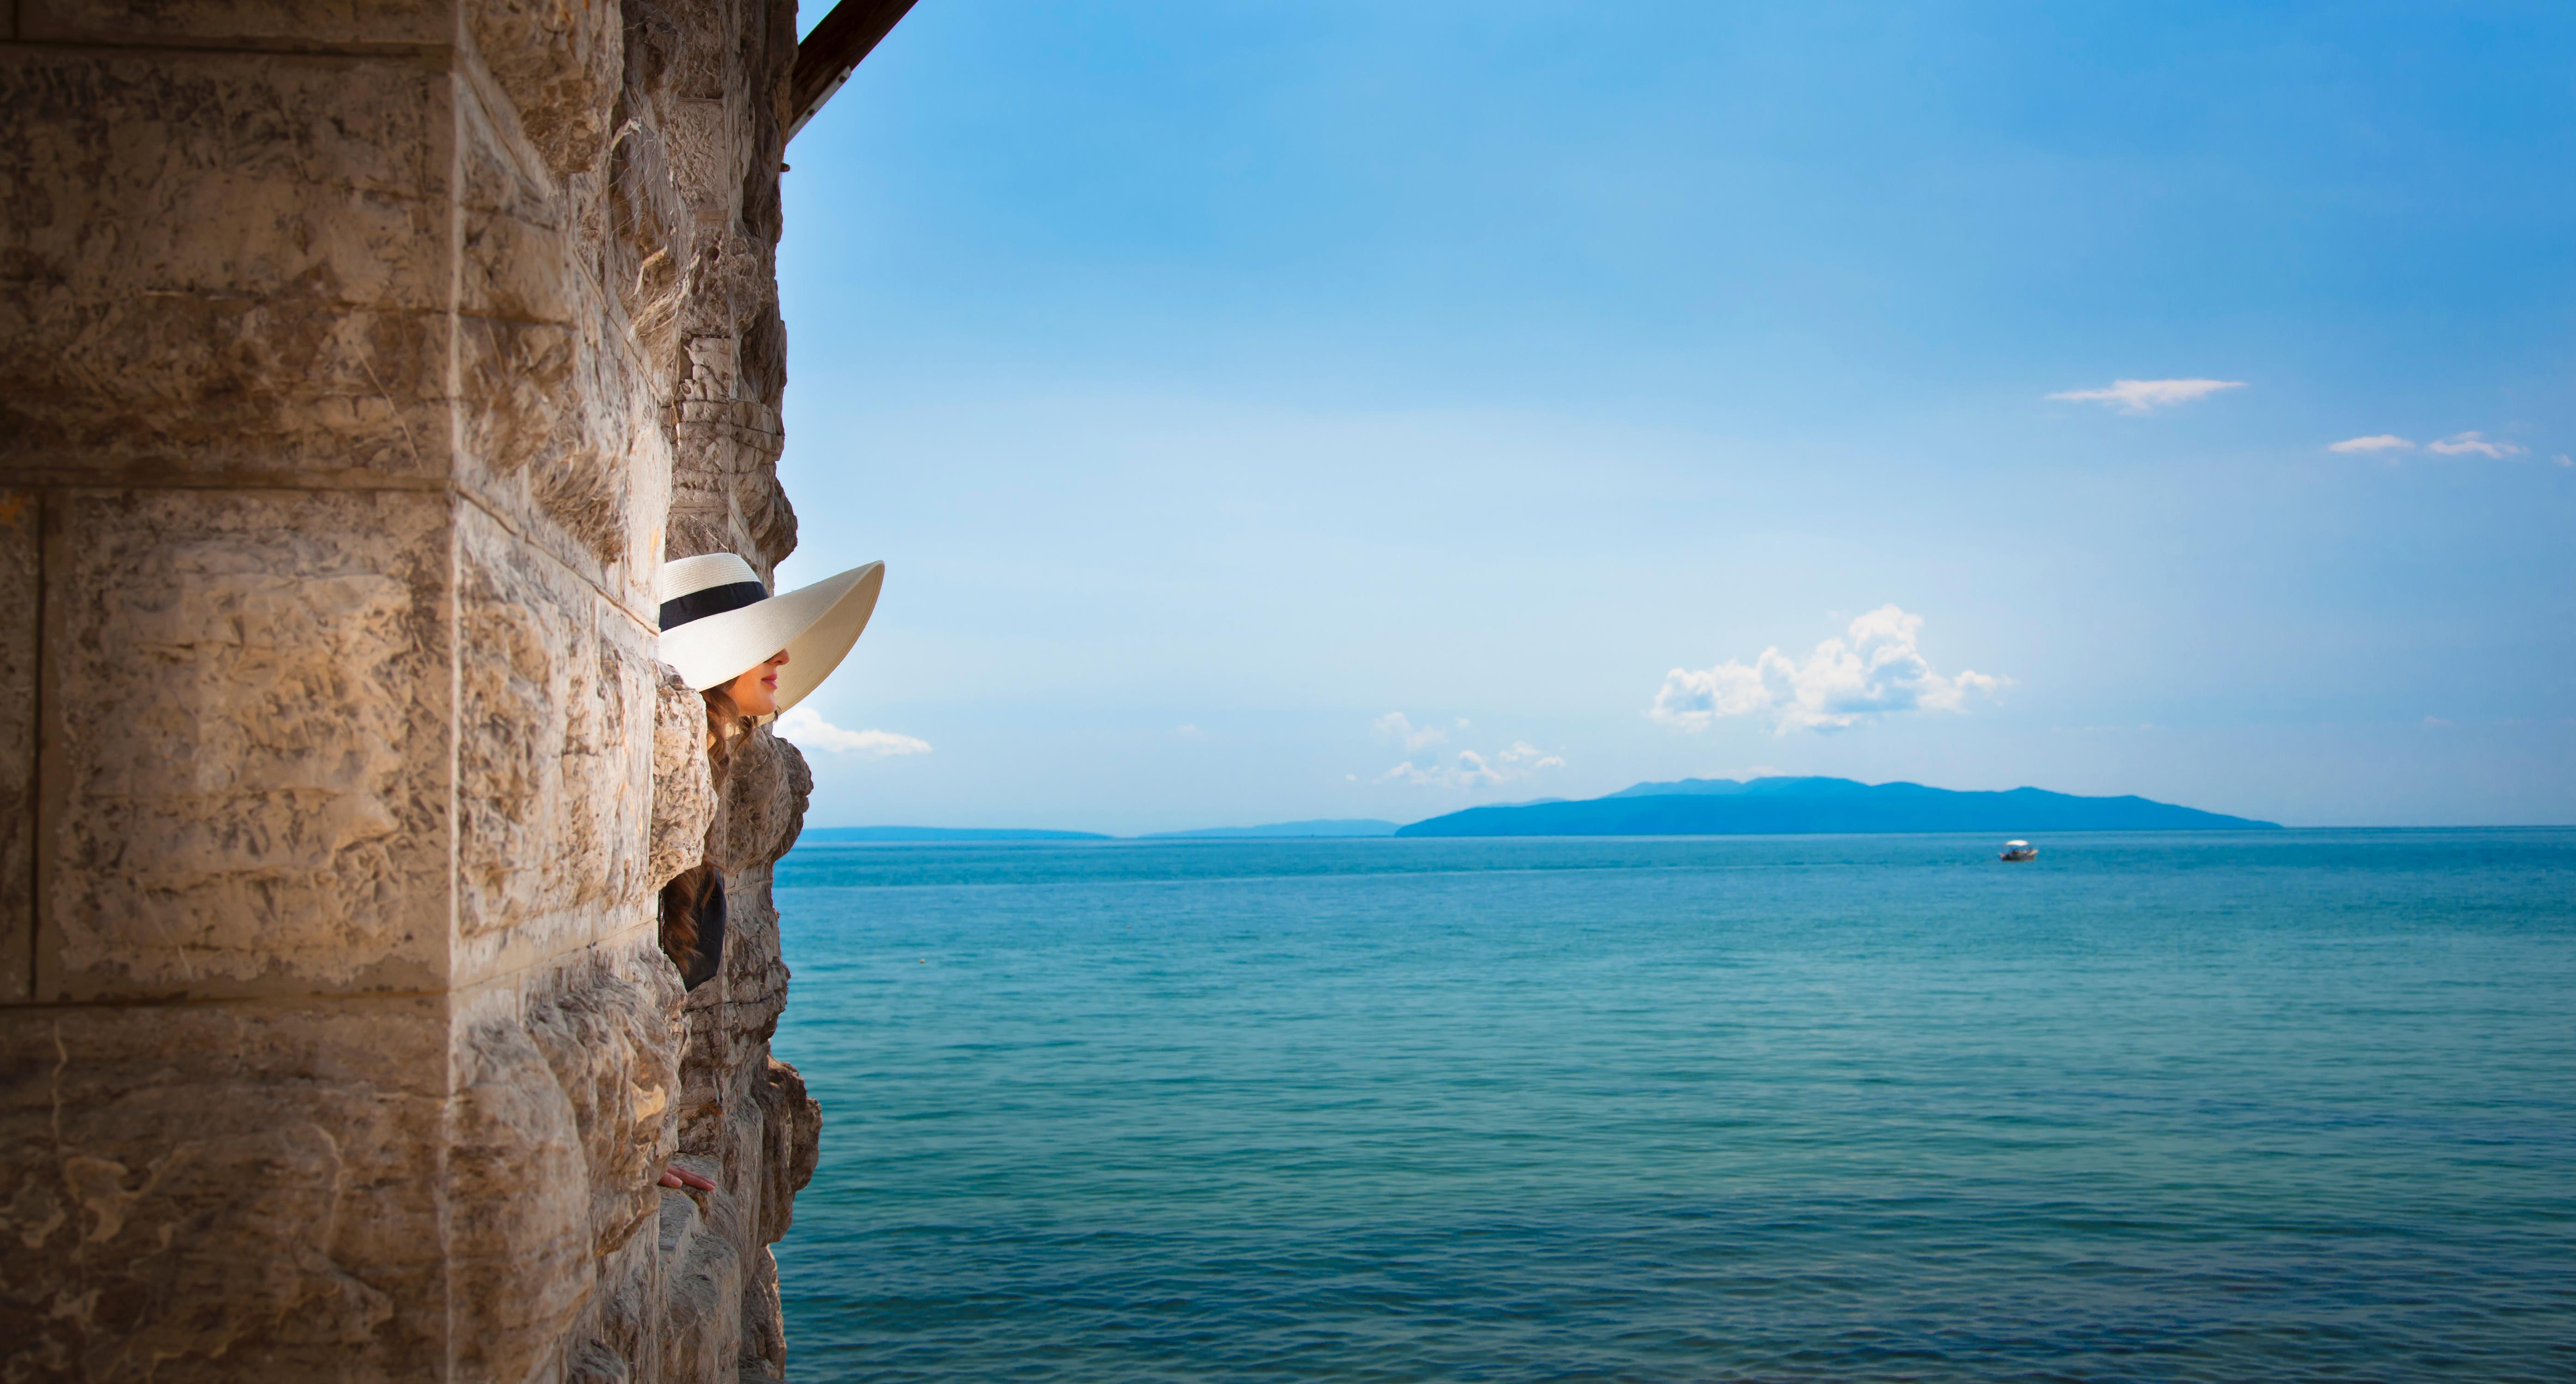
[661,561,884,713]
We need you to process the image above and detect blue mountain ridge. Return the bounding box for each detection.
[1398,777,2279,837]
[1142,819,1401,839]
[799,826,1113,842]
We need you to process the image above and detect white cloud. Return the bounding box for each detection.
[2425,431,2525,458]
[1372,723,1565,790]
[1649,605,2005,736]
[1372,711,1447,753]
[1377,745,1564,789]
[2329,434,2413,454]
[2048,378,2246,413]
[2558,455,2573,468]
[775,706,932,757]
[1497,741,1566,770]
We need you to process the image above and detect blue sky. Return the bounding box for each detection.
[771,0,2576,833]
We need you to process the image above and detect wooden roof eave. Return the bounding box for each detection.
[787,0,923,143]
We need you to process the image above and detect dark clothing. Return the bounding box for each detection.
[677,869,727,991]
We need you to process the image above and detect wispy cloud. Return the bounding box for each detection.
[1500,741,1565,770]
[1372,717,1564,790]
[2334,431,2541,462]
[2425,431,2525,458]
[2048,378,2246,413]
[1377,741,1565,789]
[1373,711,1448,753]
[776,706,932,756]
[1650,605,2005,736]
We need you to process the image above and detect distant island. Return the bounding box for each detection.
[1397,777,2280,837]
[799,826,1113,842]
[1142,819,1400,839]
[799,779,2278,844]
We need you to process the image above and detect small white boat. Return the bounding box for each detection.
[1998,840,2037,862]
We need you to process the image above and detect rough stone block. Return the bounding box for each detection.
[466,0,624,179]
[0,48,458,483]
[651,663,717,892]
[714,728,808,874]
[525,939,685,1262]
[608,119,695,379]
[455,502,661,986]
[0,491,33,1003]
[670,383,794,571]
[662,97,747,222]
[455,309,647,580]
[748,1058,819,1248]
[449,68,668,613]
[39,487,453,1001]
[563,1222,664,1384]
[449,939,682,1384]
[740,1247,787,1381]
[0,998,451,1382]
[655,1179,746,1384]
[17,0,451,47]
[0,43,667,614]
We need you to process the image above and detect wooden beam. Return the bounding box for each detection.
[788,0,922,142]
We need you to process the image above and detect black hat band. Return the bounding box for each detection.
[659,580,769,631]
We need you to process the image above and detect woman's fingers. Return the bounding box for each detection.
[664,1166,718,1192]
[658,1171,687,1189]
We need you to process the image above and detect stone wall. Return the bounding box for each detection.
[0,0,824,1378]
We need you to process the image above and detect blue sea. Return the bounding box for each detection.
[771,830,2576,1381]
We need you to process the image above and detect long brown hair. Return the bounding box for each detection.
[659,684,753,970]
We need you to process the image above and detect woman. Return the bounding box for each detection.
[654,549,885,988]
[651,551,884,1192]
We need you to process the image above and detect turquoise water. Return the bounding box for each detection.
[772,831,2576,1381]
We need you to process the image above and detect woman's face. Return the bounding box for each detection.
[725,649,789,718]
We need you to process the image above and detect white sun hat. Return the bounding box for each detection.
[656,552,885,713]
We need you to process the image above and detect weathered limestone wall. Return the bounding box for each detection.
[0,0,821,1378]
